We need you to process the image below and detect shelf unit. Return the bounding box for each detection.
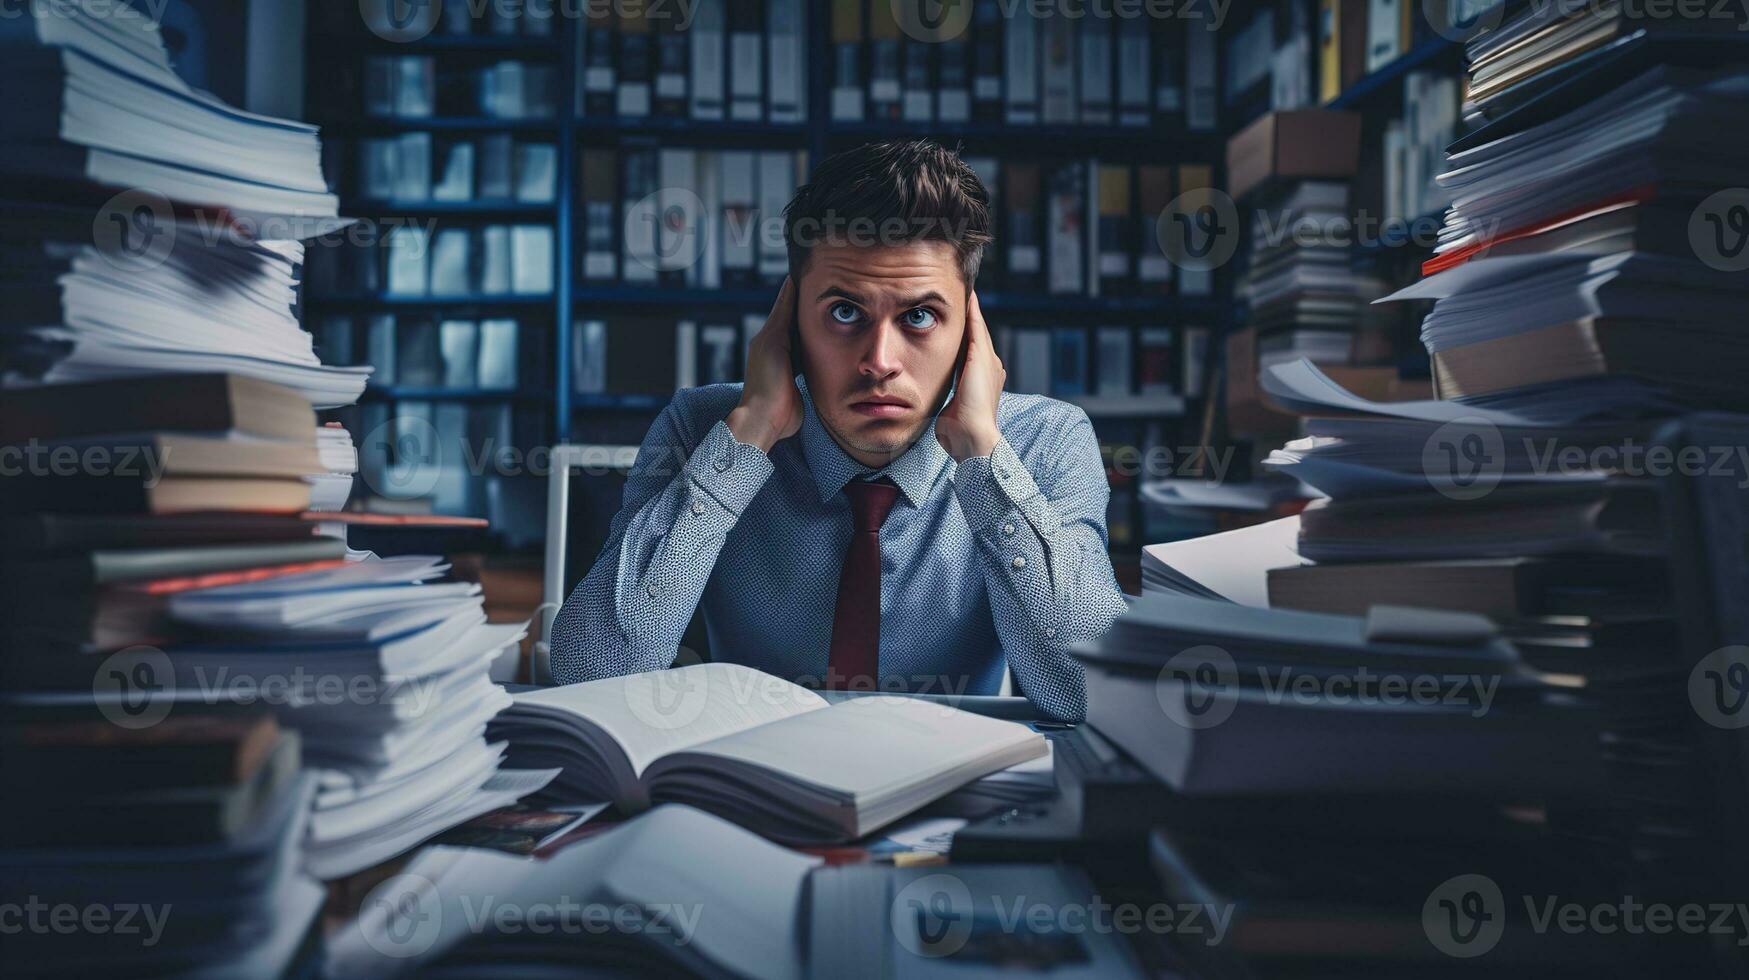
[303,5,1246,556]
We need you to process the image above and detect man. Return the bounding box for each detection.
[551,140,1126,721]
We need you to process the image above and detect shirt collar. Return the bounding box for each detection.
[796,376,953,509]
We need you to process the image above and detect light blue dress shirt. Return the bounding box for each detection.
[549,379,1128,721]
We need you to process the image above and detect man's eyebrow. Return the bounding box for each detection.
[817,287,867,305]
[816,287,951,309]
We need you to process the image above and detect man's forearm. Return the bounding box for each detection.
[953,437,1127,722]
[549,419,775,683]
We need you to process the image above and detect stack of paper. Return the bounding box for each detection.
[1072,592,1601,799]
[167,554,549,879]
[309,423,360,513]
[1141,515,1309,606]
[0,1,346,231]
[1246,12,1749,889]
[1242,182,1375,331]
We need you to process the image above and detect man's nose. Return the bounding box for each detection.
[858,320,904,381]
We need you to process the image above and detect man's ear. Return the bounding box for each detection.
[788,306,802,377]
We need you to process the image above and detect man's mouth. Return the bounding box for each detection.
[848,396,912,418]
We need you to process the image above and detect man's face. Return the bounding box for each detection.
[795,241,967,468]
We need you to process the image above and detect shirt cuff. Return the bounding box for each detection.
[953,436,1042,532]
[682,420,775,517]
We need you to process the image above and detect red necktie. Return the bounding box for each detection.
[825,478,900,691]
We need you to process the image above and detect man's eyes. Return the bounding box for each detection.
[824,303,937,330]
[901,308,937,330]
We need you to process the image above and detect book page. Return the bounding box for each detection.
[673,696,1045,803]
[513,663,828,777]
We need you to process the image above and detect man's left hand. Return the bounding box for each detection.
[937,291,1005,462]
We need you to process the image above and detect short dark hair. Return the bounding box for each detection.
[783,140,992,286]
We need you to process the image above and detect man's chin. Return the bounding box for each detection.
[833,414,927,462]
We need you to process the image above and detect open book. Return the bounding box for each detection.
[491,663,1047,844]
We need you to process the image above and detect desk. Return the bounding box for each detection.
[322,689,1167,977]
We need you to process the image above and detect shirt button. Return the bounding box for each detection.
[1011,556,1026,570]
[713,458,730,473]
[1001,522,1015,536]
[1044,626,1057,639]
[997,467,1011,479]
[646,582,660,598]
[690,499,705,516]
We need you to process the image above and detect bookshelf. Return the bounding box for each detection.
[302,2,1240,560]
[1208,0,1479,466]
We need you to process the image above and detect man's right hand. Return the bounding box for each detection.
[726,276,803,454]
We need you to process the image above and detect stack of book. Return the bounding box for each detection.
[1240,0,1749,928]
[1230,179,1375,434]
[163,555,547,879]
[1,706,325,978]
[0,4,546,970]
[1072,579,1747,973]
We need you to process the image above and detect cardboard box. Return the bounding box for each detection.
[1226,109,1363,201]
